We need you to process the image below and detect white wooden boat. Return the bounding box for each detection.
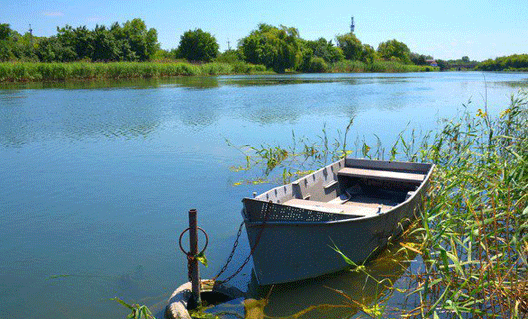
[242,158,434,285]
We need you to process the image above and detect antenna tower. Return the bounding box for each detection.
[29,24,33,46]
[350,16,355,33]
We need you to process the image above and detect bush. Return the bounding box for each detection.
[177,29,219,62]
[306,57,328,73]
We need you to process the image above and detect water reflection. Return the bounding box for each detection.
[0,88,162,147]
[1,73,527,148]
[2,73,527,148]
[205,238,418,319]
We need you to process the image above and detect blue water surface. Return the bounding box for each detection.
[0,72,526,318]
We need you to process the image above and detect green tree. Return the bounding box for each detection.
[55,25,79,61]
[304,38,343,63]
[361,44,378,63]
[240,23,301,73]
[177,28,219,62]
[298,37,343,72]
[410,52,432,65]
[336,32,364,61]
[461,56,470,63]
[215,49,243,63]
[377,39,411,63]
[36,36,77,62]
[91,25,120,61]
[0,23,14,61]
[120,18,159,61]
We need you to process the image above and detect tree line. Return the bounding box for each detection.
[0,19,158,62]
[2,20,439,73]
[475,54,528,71]
[175,24,435,73]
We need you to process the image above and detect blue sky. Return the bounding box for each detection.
[2,0,527,61]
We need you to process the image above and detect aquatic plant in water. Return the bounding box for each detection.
[229,90,527,318]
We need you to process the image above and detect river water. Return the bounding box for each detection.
[0,72,527,318]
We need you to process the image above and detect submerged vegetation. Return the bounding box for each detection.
[229,91,528,318]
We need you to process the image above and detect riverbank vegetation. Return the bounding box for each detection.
[476,54,528,72]
[230,91,527,318]
[0,61,268,82]
[0,20,439,82]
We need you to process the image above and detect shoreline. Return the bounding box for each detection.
[0,61,437,83]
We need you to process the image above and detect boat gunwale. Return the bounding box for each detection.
[243,159,435,226]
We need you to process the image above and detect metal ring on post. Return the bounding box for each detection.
[179,227,209,256]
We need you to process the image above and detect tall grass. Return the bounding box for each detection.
[0,59,436,82]
[401,92,528,318]
[0,61,269,82]
[230,91,527,318]
[329,60,437,73]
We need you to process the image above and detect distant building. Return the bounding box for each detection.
[426,59,438,67]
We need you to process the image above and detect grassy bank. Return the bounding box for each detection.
[231,92,527,318]
[0,61,269,82]
[329,60,438,73]
[0,60,437,82]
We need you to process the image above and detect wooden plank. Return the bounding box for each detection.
[323,180,339,190]
[338,167,425,183]
[284,199,379,216]
[345,158,431,173]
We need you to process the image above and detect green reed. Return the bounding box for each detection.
[328,60,437,73]
[0,61,269,82]
[230,91,527,318]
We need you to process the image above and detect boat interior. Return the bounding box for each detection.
[247,159,431,219]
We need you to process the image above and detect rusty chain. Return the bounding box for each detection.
[213,200,273,284]
[212,220,245,281]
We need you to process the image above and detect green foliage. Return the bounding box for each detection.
[0,23,12,41]
[377,39,411,64]
[199,62,232,75]
[121,19,159,61]
[328,60,436,73]
[0,23,16,61]
[361,44,378,63]
[240,23,302,73]
[330,60,367,72]
[215,49,243,63]
[1,19,159,63]
[298,37,343,72]
[336,32,364,61]
[305,57,328,73]
[233,91,528,317]
[177,29,219,62]
[151,49,174,61]
[476,54,528,71]
[304,38,344,63]
[230,61,267,74]
[410,52,432,65]
[0,61,270,82]
[0,20,449,76]
[112,297,156,319]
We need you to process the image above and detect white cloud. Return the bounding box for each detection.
[42,11,64,17]
[86,16,105,23]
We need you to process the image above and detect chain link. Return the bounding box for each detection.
[212,220,245,281]
[213,201,272,284]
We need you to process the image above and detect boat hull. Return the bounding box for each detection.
[242,159,433,285]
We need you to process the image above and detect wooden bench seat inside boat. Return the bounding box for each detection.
[283,198,385,217]
[338,167,425,183]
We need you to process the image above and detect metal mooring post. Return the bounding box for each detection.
[188,208,201,308]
